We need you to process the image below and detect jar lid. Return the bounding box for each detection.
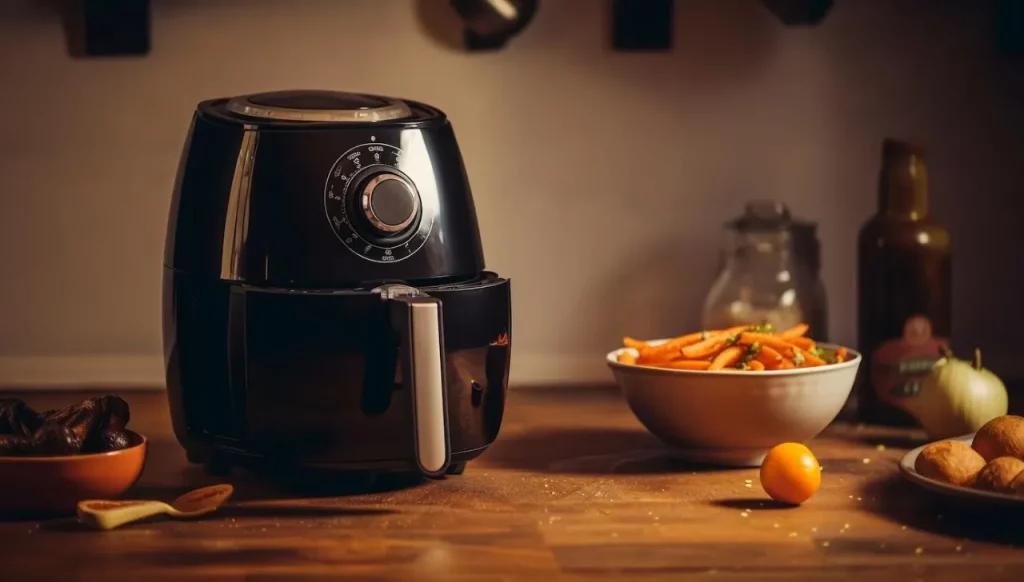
[726,200,822,273]
[726,200,793,233]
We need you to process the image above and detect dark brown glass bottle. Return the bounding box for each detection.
[856,139,952,427]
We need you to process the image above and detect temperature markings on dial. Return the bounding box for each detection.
[367,144,385,163]
[323,142,433,264]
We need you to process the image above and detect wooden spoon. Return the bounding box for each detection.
[77,484,234,530]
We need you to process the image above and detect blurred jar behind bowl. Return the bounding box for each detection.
[702,200,828,340]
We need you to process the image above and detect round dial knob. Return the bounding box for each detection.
[359,173,420,235]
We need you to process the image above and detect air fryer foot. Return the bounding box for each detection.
[446,462,467,476]
[185,448,207,465]
[204,452,232,476]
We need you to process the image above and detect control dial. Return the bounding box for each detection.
[324,142,434,264]
[359,173,420,235]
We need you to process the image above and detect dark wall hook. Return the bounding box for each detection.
[762,0,834,27]
[611,0,674,52]
[62,0,151,57]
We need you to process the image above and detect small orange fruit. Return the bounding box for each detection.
[759,442,822,505]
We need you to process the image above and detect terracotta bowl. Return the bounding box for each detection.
[0,430,147,518]
[607,343,861,467]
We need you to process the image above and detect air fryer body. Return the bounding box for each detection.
[162,91,510,475]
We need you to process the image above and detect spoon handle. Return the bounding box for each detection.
[77,499,174,530]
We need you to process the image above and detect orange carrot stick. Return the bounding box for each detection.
[747,360,765,371]
[617,352,637,365]
[836,346,848,360]
[788,336,816,351]
[654,360,712,371]
[778,323,809,339]
[623,336,647,350]
[680,338,726,359]
[709,346,745,370]
[755,345,784,368]
[738,333,797,356]
[638,331,706,363]
[680,325,750,359]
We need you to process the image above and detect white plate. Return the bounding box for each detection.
[898,434,1024,506]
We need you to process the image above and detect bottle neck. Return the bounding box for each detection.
[878,143,929,221]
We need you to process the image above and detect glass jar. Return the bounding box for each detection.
[701,201,827,338]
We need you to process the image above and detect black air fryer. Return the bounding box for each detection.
[163,90,511,479]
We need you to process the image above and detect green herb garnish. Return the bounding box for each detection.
[738,342,761,365]
[792,349,806,366]
[809,346,837,364]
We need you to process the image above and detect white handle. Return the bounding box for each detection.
[391,295,451,478]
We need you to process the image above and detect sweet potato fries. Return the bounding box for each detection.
[618,323,848,371]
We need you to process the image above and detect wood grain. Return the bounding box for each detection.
[0,386,1022,581]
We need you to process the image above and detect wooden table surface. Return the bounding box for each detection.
[1,386,1023,581]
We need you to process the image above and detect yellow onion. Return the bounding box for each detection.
[902,347,1008,440]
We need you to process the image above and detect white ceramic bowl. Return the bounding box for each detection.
[607,341,862,467]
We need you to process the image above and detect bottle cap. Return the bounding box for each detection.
[883,138,926,163]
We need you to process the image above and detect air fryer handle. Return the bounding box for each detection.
[390,295,451,479]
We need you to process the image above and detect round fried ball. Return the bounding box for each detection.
[972,456,1024,493]
[971,415,1024,462]
[914,440,986,487]
[1012,471,1024,497]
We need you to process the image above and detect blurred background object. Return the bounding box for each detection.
[702,200,827,341]
[451,0,538,51]
[761,0,834,27]
[62,0,151,57]
[995,0,1024,57]
[857,138,952,427]
[611,0,674,51]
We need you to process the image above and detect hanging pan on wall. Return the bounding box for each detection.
[450,0,539,50]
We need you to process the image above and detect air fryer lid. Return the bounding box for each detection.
[224,89,414,123]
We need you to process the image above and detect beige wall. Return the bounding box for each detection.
[0,0,1021,388]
